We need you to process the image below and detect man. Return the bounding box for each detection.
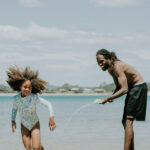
[96,49,147,150]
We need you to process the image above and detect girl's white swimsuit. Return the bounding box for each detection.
[11,93,54,130]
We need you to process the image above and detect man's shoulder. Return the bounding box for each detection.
[110,61,126,75]
[114,61,126,70]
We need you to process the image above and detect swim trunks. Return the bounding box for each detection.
[122,82,147,121]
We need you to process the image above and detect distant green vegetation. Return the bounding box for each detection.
[0,85,13,93]
[147,82,150,91]
[0,82,150,93]
[98,82,115,93]
[99,82,150,93]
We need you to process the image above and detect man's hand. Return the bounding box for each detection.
[101,97,114,104]
[108,99,114,103]
[12,121,16,132]
[101,97,109,104]
[49,116,56,131]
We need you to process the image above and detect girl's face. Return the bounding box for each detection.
[20,80,32,97]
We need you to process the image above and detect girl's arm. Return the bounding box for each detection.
[11,108,18,120]
[11,100,18,132]
[38,97,54,117]
[38,97,56,131]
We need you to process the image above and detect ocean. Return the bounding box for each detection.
[0,95,149,150]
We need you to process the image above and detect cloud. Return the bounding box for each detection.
[0,23,67,41]
[68,32,150,48]
[89,0,139,7]
[0,24,149,63]
[19,0,42,7]
[0,50,94,72]
[0,23,149,85]
[0,23,149,47]
[0,24,149,57]
[27,22,68,39]
[122,49,150,60]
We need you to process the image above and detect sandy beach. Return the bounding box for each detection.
[0,92,110,96]
[0,92,150,96]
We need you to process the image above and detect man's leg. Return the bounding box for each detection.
[123,117,134,150]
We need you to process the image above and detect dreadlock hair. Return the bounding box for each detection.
[96,49,119,62]
[6,66,48,94]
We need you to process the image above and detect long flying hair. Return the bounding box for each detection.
[6,66,48,93]
[96,49,119,62]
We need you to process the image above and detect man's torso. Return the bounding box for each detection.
[108,60,144,88]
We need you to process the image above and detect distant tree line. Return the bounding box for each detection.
[99,82,150,93]
[0,85,13,93]
[147,82,150,91]
[0,82,150,93]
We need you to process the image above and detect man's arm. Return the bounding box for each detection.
[107,65,128,101]
[109,70,120,94]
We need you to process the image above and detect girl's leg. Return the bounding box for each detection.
[31,122,44,150]
[21,124,31,150]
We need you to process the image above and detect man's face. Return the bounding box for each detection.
[96,54,109,71]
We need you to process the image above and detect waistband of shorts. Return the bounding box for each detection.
[133,82,146,87]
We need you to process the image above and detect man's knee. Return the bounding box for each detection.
[125,117,134,128]
[122,116,134,127]
[126,119,133,127]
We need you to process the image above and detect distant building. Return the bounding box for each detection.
[71,88,80,93]
[93,88,105,93]
[83,88,92,93]
[59,88,68,93]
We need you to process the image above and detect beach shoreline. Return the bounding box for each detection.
[0,92,111,96]
[0,92,150,96]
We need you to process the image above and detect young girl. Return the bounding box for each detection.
[7,66,56,150]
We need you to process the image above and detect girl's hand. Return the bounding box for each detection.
[49,117,56,131]
[12,121,16,132]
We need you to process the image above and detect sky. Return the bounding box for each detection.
[0,0,150,87]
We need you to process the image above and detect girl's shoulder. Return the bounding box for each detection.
[13,93,21,102]
[14,93,20,98]
[30,93,39,101]
[30,93,38,98]
[30,93,40,104]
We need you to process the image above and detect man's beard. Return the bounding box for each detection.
[102,63,109,71]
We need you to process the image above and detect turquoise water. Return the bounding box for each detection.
[0,95,149,150]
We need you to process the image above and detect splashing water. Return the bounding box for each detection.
[65,101,95,127]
